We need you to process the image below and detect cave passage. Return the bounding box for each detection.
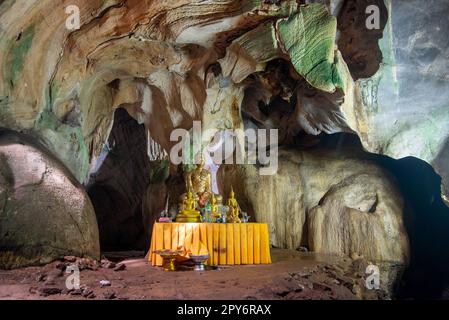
[376,155,449,299]
[316,133,449,299]
[87,108,150,252]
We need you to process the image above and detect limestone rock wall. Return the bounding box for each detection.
[0,0,446,272]
[347,0,449,203]
[0,130,100,269]
[218,148,409,266]
[0,0,446,200]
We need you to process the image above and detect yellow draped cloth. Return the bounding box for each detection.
[148,223,272,266]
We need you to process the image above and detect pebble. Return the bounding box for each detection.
[100,280,111,287]
[103,291,117,299]
[55,262,67,271]
[39,287,62,296]
[69,289,83,296]
[114,263,126,272]
[64,256,77,263]
[36,274,46,282]
[82,287,95,299]
[106,262,117,269]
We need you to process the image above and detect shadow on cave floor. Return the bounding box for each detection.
[311,133,449,299]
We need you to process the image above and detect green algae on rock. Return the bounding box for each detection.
[277,4,346,93]
[3,25,35,90]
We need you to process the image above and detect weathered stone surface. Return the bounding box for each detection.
[142,160,186,249]
[0,0,446,286]
[308,173,408,264]
[0,130,100,269]
[219,22,281,84]
[337,0,388,80]
[350,0,449,202]
[0,0,447,206]
[278,4,348,93]
[0,0,298,184]
[0,1,353,183]
[218,147,409,266]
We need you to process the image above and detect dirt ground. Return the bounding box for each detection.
[0,249,387,300]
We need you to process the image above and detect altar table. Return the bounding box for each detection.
[148,223,271,266]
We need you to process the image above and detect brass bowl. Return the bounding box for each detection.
[154,249,182,271]
[190,254,210,272]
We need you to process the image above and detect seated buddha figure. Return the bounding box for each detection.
[184,157,213,207]
[176,190,202,223]
[210,194,223,223]
[227,187,242,223]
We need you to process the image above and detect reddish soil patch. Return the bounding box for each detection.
[0,249,387,300]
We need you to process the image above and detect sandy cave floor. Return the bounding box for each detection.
[0,249,386,300]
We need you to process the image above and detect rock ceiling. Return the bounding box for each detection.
[0,0,448,202]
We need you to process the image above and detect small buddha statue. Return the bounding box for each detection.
[176,190,202,223]
[210,194,222,223]
[227,187,241,223]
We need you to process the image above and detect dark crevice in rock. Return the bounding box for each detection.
[317,132,449,299]
[433,137,449,204]
[337,0,388,80]
[375,155,449,299]
[87,108,150,252]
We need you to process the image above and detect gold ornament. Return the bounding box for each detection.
[210,194,222,222]
[184,157,212,207]
[227,187,241,223]
[176,190,202,223]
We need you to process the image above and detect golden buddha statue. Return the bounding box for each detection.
[210,194,222,222]
[227,187,241,223]
[184,156,213,207]
[176,190,202,223]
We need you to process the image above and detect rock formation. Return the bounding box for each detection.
[218,146,409,265]
[0,1,446,297]
[0,130,99,269]
[218,141,410,291]
[343,0,449,203]
[0,0,447,195]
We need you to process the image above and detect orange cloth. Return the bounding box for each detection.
[148,223,272,266]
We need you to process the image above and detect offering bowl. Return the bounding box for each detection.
[190,254,210,272]
[154,249,182,271]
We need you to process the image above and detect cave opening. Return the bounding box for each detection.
[375,154,449,299]
[314,132,449,299]
[86,108,150,253]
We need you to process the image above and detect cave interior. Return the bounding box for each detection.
[0,0,449,300]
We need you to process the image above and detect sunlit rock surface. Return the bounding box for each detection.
[0,130,100,269]
[352,0,449,201]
